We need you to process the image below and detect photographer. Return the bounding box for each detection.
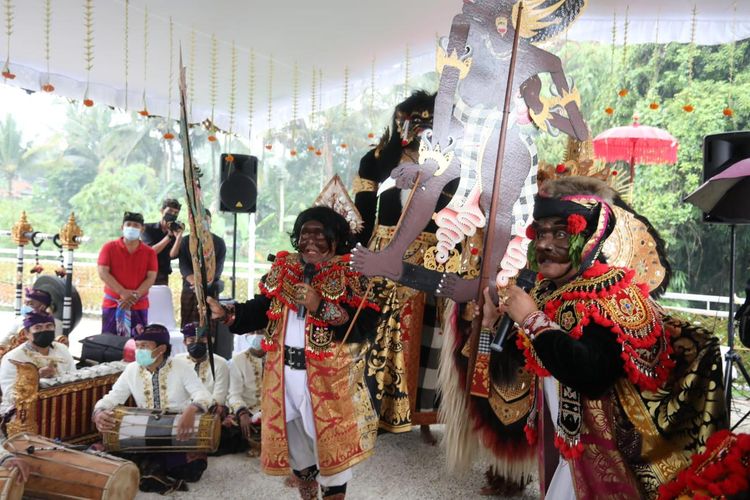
[142,198,184,330]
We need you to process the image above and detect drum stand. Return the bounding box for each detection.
[723,224,750,430]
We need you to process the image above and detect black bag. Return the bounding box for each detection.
[80,334,129,363]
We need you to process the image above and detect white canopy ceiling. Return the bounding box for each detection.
[3,0,750,137]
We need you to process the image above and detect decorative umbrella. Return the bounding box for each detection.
[593,117,679,180]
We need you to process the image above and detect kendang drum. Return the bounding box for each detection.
[3,433,139,500]
[0,467,22,500]
[102,406,220,453]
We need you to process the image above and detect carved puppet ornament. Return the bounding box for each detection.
[352,0,589,303]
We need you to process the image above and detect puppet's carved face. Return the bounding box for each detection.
[395,110,434,149]
[532,217,577,283]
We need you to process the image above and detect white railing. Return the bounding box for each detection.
[661,291,745,318]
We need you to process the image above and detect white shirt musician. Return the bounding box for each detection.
[0,312,76,415]
[174,323,229,406]
[92,324,213,494]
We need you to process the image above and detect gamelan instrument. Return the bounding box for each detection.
[3,433,139,500]
[0,467,22,500]
[101,406,220,453]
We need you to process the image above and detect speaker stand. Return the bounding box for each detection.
[723,223,750,430]
[231,212,238,299]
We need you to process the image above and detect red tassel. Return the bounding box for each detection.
[524,424,537,445]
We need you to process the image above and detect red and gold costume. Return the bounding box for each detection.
[225,251,380,477]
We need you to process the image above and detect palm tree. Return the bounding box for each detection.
[0,114,54,197]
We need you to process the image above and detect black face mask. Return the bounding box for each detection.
[188,342,207,359]
[33,330,55,348]
[163,213,177,222]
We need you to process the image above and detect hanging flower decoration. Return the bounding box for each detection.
[225,153,234,163]
[723,108,734,117]
[139,6,150,117]
[207,33,218,142]
[265,55,274,151]
[82,0,94,107]
[605,107,614,115]
[208,134,217,143]
[683,7,697,114]
[307,145,315,152]
[228,41,238,137]
[315,149,322,156]
[340,143,348,149]
[649,102,659,110]
[2,0,15,79]
[247,49,255,141]
[162,17,174,141]
[123,0,129,109]
[308,65,317,152]
[618,88,628,97]
[368,57,376,139]
[41,0,53,91]
[290,61,299,157]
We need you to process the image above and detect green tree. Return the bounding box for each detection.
[0,114,55,196]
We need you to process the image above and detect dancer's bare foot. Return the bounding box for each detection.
[420,425,437,445]
[436,273,480,303]
[351,243,404,281]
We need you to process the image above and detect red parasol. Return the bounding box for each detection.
[593,117,679,180]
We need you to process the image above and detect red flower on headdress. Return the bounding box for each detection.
[525,225,537,240]
[555,163,566,174]
[566,214,587,235]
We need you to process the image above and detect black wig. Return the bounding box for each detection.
[289,206,354,255]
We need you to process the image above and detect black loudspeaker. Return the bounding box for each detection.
[703,131,750,223]
[219,154,257,213]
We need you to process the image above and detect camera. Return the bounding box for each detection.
[169,221,185,232]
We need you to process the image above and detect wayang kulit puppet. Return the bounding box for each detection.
[352,91,458,442]
[351,0,589,494]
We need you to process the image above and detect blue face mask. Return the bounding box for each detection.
[20,305,34,316]
[249,334,263,351]
[122,227,141,241]
[135,348,156,367]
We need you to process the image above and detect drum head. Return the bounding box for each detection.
[32,275,82,333]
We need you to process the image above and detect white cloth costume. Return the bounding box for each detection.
[174,352,229,406]
[284,311,351,487]
[0,341,76,414]
[227,346,263,415]
[94,356,212,412]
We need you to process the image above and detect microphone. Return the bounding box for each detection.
[297,263,316,319]
[489,268,538,353]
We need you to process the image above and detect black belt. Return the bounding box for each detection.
[284,346,306,370]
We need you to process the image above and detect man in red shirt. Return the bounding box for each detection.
[97,212,158,336]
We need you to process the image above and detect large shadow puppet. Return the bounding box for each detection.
[352,0,588,304]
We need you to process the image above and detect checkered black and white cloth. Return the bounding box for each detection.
[415,295,444,413]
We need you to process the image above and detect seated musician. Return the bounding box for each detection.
[1,289,61,355]
[174,322,229,407]
[0,312,76,415]
[227,333,264,454]
[92,324,213,494]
